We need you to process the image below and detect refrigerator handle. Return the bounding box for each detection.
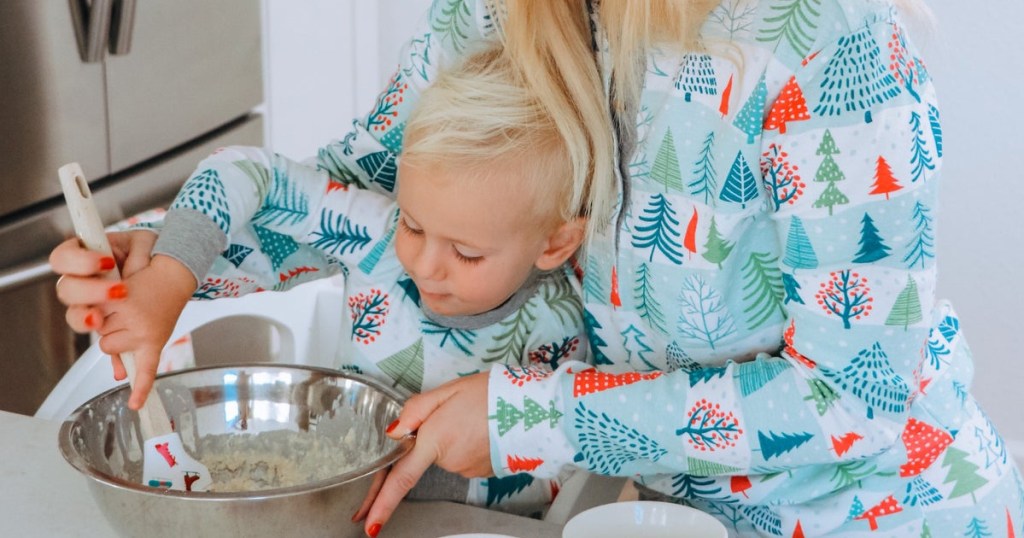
[69,0,114,63]
[108,0,137,56]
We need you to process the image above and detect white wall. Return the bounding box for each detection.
[263,0,1024,456]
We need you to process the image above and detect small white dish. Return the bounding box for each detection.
[562,501,727,538]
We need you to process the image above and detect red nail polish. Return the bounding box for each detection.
[367,523,382,537]
[84,312,96,329]
[99,256,116,271]
[108,283,127,299]
[386,420,399,434]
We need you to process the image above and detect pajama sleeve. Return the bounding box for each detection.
[488,12,944,483]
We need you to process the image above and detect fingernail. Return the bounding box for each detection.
[386,420,399,434]
[367,523,382,537]
[99,256,116,271]
[84,312,97,329]
[108,283,127,299]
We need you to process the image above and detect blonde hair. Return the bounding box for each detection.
[402,46,577,229]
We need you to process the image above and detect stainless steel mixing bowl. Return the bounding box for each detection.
[59,364,412,538]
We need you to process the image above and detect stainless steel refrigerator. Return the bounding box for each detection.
[0,0,264,415]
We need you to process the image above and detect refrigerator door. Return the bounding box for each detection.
[0,1,110,219]
[105,0,263,172]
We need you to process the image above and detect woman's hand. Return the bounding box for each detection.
[51,230,196,409]
[357,372,493,537]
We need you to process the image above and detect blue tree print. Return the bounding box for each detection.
[927,103,943,157]
[689,131,718,204]
[310,209,372,257]
[852,212,891,263]
[632,193,684,264]
[821,342,910,419]
[401,33,433,82]
[757,430,814,460]
[223,244,253,268]
[903,201,935,269]
[677,274,737,350]
[583,310,614,366]
[573,402,668,474]
[634,262,667,335]
[620,324,659,371]
[253,173,309,227]
[422,319,475,356]
[484,474,534,508]
[783,216,818,270]
[908,111,935,182]
[172,168,231,234]
[720,151,759,208]
[733,76,767,143]
[813,25,901,124]
[253,225,299,270]
[781,272,804,304]
[355,151,398,192]
[675,53,717,102]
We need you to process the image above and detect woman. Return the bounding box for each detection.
[53,1,1023,536]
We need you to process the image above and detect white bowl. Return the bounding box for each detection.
[562,501,727,538]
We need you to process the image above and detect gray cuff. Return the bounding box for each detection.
[152,208,228,289]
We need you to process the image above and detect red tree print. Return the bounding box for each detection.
[731,475,752,498]
[887,24,922,102]
[855,495,903,531]
[783,320,816,368]
[684,207,699,259]
[367,71,408,132]
[675,398,743,451]
[572,368,662,397]
[898,418,953,477]
[831,432,864,457]
[194,277,242,299]
[610,266,622,307]
[349,288,390,344]
[764,76,810,134]
[761,143,806,209]
[502,366,554,387]
[719,74,734,117]
[815,270,874,329]
[506,455,544,473]
[870,156,903,200]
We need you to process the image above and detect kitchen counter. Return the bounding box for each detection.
[0,410,565,537]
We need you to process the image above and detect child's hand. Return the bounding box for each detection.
[51,231,197,409]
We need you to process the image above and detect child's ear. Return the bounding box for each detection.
[535,219,586,271]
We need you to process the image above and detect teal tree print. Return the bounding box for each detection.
[650,129,684,192]
[632,193,685,264]
[377,338,424,393]
[430,0,472,53]
[702,216,734,269]
[634,262,668,335]
[620,324,659,371]
[358,213,398,274]
[709,0,757,39]
[484,474,534,507]
[528,336,580,370]
[903,201,935,268]
[761,143,806,210]
[483,306,536,365]
[813,25,901,123]
[720,151,759,208]
[783,216,818,270]
[173,168,231,234]
[782,273,804,304]
[974,411,1009,472]
[740,252,786,330]
[927,103,944,157]
[909,111,935,182]
[582,254,607,303]
[675,53,717,102]
[366,71,408,134]
[821,342,910,419]
[757,430,814,460]
[573,402,668,474]
[885,276,923,330]
[689,131,718,204]
[310,209,372,256]
[253,174,309,227]
[253,225,299,270]
[832,460,880,490]
[847,496,865,521]
[902,476,942,507]
[964,517,991,538]
[666,341,701,372]
[736,358,789,397]
[677,274,737,349]
[756,0,823,57]
[887,24,922,102]
[815,269,873,329]
[356,151,398,192]
[852,212,891,263]
[349,288,390,344]
[669,472,730,501]
[583,310,614,366]
[812,129,850,215]
[676,398,743,451]
[401,33,433,81]
[422,319,475,356]
[223,244,253,267]
[733,76,767,143]
[742,505,783,537]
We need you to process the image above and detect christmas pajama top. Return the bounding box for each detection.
[158,0,1023,534]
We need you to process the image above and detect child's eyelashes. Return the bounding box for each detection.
[398,217,423,236]
[399,217,483,265]
[454,249,483,265]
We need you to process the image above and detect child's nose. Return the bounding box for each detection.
[411,244,445,281]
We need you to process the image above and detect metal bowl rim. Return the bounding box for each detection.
[58,363,413,499]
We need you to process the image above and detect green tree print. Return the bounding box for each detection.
[720,151,759,208]
[632,193,685,264]
[377,338,424,394]
[852,212,891,263]
[689,131,719,204]
[886,276,923,330]
[813,25,901,123]
[757,0,823,57]
[651,129,685,192]
[812,129,850,215]
[634,262,667,335]
[490,396,563,436]
[702,216,734,269]
[740,252,786,330]
[783,216,818,270]
[253,174,309,227]
[482,305,536,365]
[430,0,472,53]
[804,378,839,416]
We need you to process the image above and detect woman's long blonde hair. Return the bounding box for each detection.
[498,0,930,240]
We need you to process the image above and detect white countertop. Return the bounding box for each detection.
[0,410,564,537]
